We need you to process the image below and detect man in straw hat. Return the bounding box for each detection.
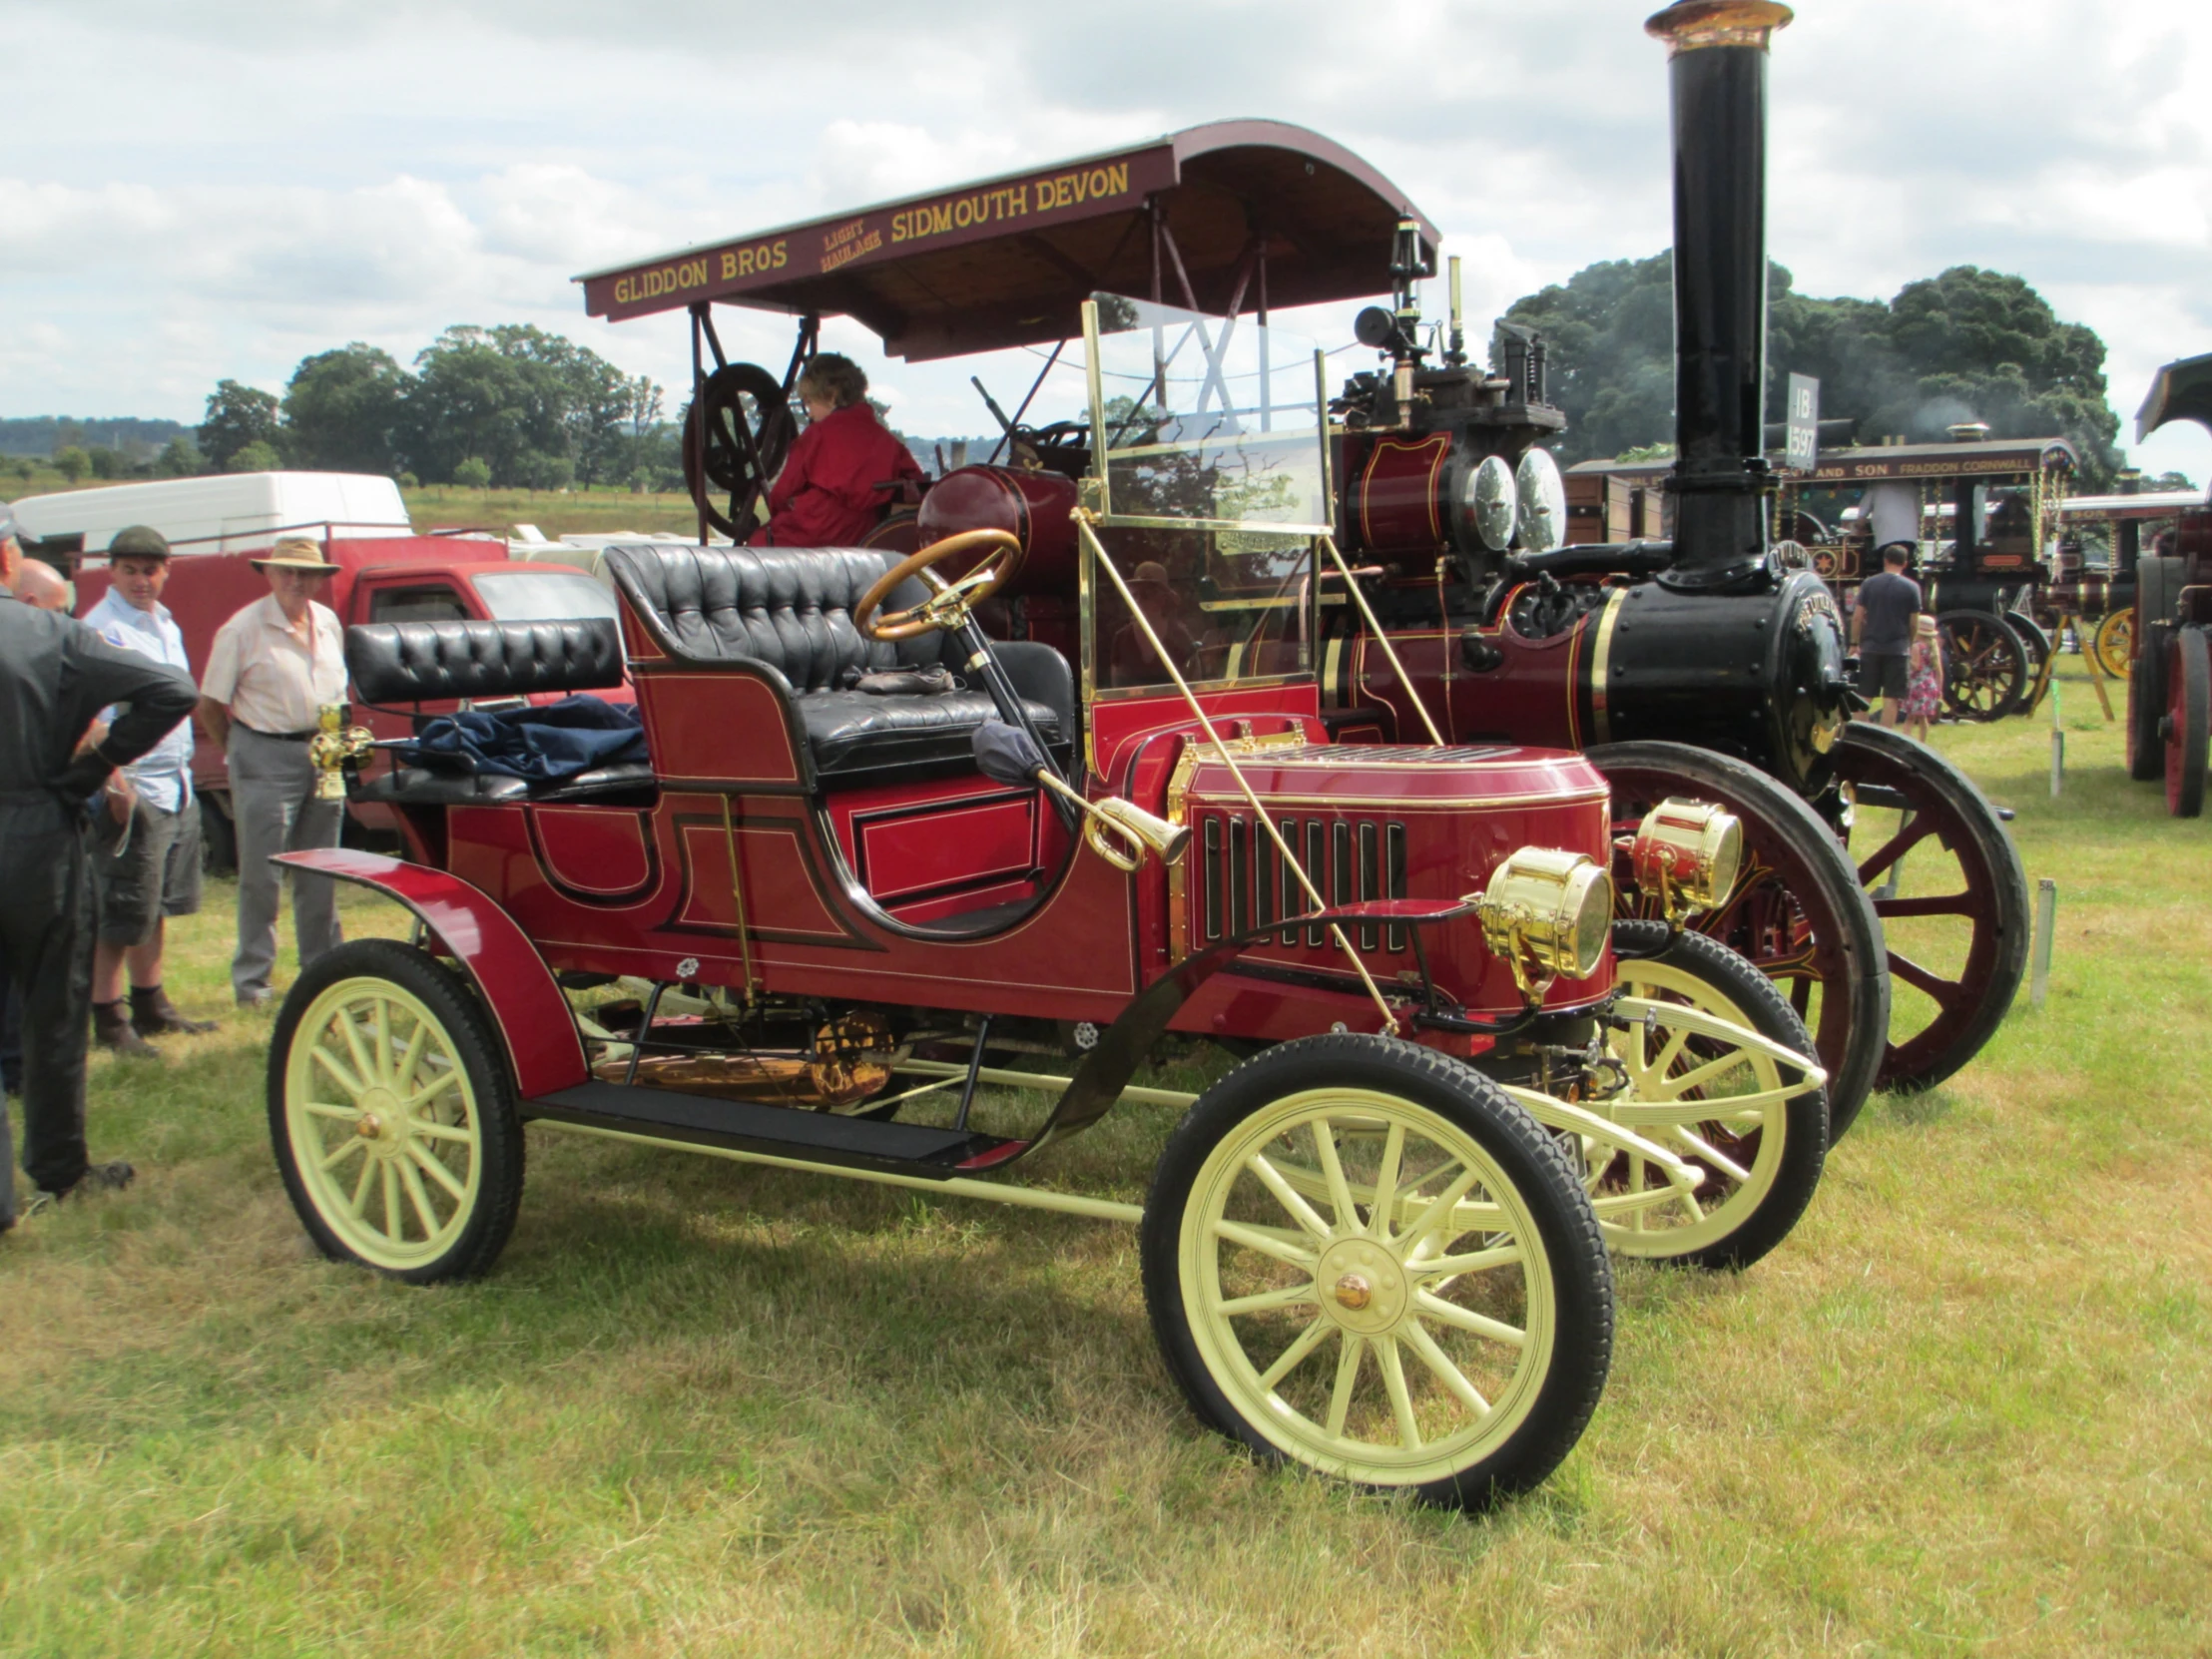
[0,501,198,1229]
[197,537,348,1008]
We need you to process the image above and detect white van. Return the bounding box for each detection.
[11,471,412,561]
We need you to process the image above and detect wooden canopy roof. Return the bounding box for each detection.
[575,122,1436,361]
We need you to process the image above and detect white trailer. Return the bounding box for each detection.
[11,471,412,562]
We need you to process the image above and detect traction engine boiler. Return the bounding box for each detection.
[1328,3,1854,795]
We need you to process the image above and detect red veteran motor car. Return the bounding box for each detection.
[266,9,1830,1509]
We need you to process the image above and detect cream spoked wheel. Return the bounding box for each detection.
[1143,1036,1611,1508]
[270,938,525,1283]
[1589,926,1828,1271]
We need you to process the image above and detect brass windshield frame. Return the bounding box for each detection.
[1076,297,1331,718]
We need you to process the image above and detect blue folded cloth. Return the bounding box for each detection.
[406,695,646,781]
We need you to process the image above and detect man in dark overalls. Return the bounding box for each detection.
[0,503,198,1231]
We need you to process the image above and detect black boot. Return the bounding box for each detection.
[131,985,217,1037]
[93,999,160,1058]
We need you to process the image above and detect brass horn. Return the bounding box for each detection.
[1035,773,1191,872]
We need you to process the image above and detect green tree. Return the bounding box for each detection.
[284,343,407,474]
[87,445,129,480]
[453,456,492,489]
[1498,256,2126,484]
[153,436,204,478]
[228,439,282,473]
[53,445,91,482]
[199,380,283,471]
[398,324,639,488]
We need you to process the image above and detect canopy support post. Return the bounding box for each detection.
[689,304,709,545]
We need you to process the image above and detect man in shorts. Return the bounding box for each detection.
[1853,543,1924,727]
[84,526,217,1054]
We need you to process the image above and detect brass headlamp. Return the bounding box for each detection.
[1624,799,1743,920]
[1471,847,1613,1001]
[308,703,375,801]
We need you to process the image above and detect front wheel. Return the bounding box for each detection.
[1938,611,2028,722]
[270,938,526,1283]
[2092,608,2134,684]
[1142,1035,1612,1509]
[1592,925,1827,1271]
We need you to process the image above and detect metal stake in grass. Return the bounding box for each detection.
[2049,681,2065,799]
[2030,878,2058,1007]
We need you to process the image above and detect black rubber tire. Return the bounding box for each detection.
[1142,1034,1612,1510]
[2001,609,2051,679]
[1588,742,1888,1144]
[1603,923,1828,1271]
[2130,622,2171,782]
[2138,555,2182,632]
[1831,723,2031,1101]
[2167,627,2208,821]
[269,938,526,1284]
[199,794,238,877]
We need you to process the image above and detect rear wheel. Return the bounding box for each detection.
[1589,742,1887,1143]
[2129,620,2170,782]
[1828,724,2031,1097]
[1143,1035,1611,1508]
[270,938,525,1283]
[1938,611,2027,722]
[2166,627,2209,820]
[1592,926,1827,1271]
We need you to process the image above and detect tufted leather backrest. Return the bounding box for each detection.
[603,544,944,690]
[345,616,627,705]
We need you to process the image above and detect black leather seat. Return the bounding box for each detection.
[341,616,650,807]
[604,544,1073,785]
[346,616,627,705]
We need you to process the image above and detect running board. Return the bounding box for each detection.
[524,1080,1011,1178]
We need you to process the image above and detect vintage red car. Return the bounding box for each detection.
[267,57,1829,1507]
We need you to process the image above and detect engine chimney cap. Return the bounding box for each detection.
[1646,0,1793,52]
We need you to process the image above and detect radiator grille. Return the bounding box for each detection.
[1198,812,1408,952]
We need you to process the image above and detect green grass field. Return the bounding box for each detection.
[5,670,2208,1658]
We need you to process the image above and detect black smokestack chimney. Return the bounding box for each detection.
[1647,1,1794,592]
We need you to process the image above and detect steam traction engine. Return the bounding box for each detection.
[1315,0,2026,1119]
[2124,352,2212,816]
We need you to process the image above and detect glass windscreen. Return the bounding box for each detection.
[1089,293,1330,531]
[1083,294,1324,694]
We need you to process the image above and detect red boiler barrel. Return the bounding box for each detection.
[915,465,1081,597]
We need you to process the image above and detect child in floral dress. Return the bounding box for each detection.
[1903,614,1943,742]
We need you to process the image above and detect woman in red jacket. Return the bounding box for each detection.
[752,354,925,547]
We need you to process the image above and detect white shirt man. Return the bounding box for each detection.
[197,538,349,1006]
[83,525,218,1050]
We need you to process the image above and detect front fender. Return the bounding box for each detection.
[276,847,589,1098]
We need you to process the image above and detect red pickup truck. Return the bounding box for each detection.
[74,535,625,869]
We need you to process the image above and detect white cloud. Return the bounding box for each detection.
[0,0,2206,480]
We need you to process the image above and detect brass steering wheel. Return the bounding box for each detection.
[853,529,1024,641]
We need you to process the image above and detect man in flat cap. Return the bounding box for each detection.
[0,501,198,1230]
[197,538,348,1008]
[83,526,217,1054]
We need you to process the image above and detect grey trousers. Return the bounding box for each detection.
[0,798,95,1217]
[229,727,343,1000]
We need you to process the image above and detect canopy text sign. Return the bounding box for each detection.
[583,146,1181,322]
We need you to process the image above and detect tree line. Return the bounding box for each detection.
[190,326,676,490]
[1499,258,2142,487]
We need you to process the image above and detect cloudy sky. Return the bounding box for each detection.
[3,0,2207,477]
